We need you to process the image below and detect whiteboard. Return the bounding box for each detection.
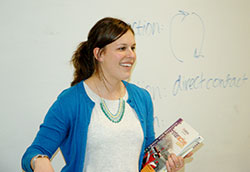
[0,0,249,171]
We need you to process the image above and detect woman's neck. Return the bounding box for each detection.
[85,74,125,100]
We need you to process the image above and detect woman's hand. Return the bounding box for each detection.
[166,152,193,172]
[31,157,54,172]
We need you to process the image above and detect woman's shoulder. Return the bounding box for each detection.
[123,81,151,100]
[56,81,88,104]
[57,83,78,99]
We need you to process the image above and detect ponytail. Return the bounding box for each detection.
[70,41,96,86]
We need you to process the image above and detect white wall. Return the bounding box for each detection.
[0,0,249,171]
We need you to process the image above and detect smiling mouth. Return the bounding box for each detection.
[120,63,132,67]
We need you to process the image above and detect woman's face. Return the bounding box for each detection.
[97,30,136,82]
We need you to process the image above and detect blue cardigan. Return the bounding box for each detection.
[22,81,155,172]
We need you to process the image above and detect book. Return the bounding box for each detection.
[141,118,204,172]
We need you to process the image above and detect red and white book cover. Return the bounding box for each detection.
[141,118,204,172]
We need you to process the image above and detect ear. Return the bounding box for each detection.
[93,47,104,62]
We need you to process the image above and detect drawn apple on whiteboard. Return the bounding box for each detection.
[169,10,205,63]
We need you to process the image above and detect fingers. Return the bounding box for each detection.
[166,154,184,172]
[166,160,172,172]
[184,152,193,159]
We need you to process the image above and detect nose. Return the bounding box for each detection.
[127,47,136,59]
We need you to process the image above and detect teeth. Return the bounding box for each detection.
[120,63,132,67]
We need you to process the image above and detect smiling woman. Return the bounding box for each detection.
[21,17,190,172]
[92,30,137,91]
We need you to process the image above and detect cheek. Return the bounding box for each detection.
[115,54,126,63]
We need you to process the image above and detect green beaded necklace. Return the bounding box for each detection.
[100,98,125,123]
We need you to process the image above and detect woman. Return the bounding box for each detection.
[22,17,191,172]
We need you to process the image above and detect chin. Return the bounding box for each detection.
[120,73,132,81]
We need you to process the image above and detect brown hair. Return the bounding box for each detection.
[70,17,134,86]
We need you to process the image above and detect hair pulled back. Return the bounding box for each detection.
[71,17,134,86]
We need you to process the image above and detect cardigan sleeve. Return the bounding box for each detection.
[21,96,71,172]
[144,89,156,147]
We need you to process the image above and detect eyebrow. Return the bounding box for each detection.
[118,43,136,46]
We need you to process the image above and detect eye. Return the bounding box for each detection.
[131,46,136,51]
[118,47,126,51]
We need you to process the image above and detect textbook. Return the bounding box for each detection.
[141,118,203,172]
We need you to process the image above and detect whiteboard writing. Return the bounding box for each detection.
[169,10,205,62]
[172,73,248,96]
[131,20,164,36]
[135,80,168,100]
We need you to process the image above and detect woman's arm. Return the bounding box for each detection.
[30,155,54,172]
[22,97,70,172]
